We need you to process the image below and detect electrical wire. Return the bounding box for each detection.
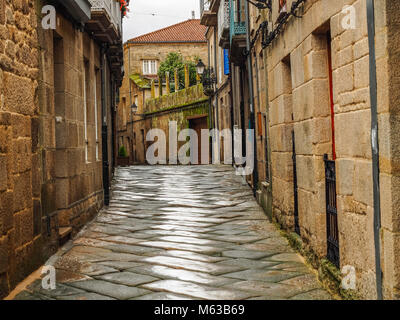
[129,12,192,19]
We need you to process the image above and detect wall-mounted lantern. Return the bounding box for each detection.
[196,59,206,76]
[130,103,146,118]
[196,59,216,96]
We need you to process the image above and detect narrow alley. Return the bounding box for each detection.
[13,166,331,300]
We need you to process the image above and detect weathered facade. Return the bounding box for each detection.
[117,19,208,164]
[0,0,125,298]
[201,0,400,299]
[144,84,210,164]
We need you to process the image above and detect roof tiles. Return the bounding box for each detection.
[127,19,207,44]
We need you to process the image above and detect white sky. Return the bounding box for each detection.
[123,0,200,42]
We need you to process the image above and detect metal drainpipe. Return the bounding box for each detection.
[129,45,131,107]
[262,10,272,184]
[245,1,258,195]
[366,0,382,300]
[213,26,220,164]
[229,70,235,165]
[207,29,213,130]
[214,26,219,135]
[101,45,110,206]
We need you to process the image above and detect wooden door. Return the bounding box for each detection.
[189,115,208,165]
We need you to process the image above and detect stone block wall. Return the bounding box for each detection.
[0,0,107,298]
[268,59,296,230]
[291,33,332,258]
[216,85,232,163]
[125,42,208,77]
[145,100,210,164]
[124,83,210,165]
[117,40,208,164]
[0,0,42,298]
[37,11,104,235]
[263,0,384,299]
[374,0,400,300]
[145,84,207,114]
[329,0,376,299]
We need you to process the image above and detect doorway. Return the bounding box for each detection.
[188,115,209,165]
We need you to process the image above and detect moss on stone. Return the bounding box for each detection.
[267,217,360,300]
[129,73,150,89]
[144,98,209,116]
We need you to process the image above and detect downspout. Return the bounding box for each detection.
[128,45,133,163]
[207,28,213,130]
[101,45,110,206]
[213,26,220,163]
[214,25,219,134]
[239,67,246,160]
[229,68,234,165]
[245,1,258,194]
[129,45,132,107]
[366,0,382,300]
[262,11,272,184]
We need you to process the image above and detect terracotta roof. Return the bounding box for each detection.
[127,19,207,44]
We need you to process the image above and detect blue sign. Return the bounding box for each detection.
[223,49,230,75]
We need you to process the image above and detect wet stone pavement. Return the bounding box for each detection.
[15,165,332,300]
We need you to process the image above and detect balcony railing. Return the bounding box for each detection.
[218,0,230,48]
[89,0,122,34]
[229,0,246,44]
[200,0,211,16]
[200,0,217,26]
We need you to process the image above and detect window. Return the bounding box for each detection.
[143,60,157,75]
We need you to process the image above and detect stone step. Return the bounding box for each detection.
[58,227,72,245]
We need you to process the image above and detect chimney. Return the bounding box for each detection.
[191,11,195,19]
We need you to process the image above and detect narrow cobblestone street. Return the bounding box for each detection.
[14,166,332,300]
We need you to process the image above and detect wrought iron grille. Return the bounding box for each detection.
[292,131,300,235]
[200,0,211,16]
[229,0,246,43]
[89,0,122,33]
[201,67,216,96]
[218,0,230,41]
[324,154,340,268]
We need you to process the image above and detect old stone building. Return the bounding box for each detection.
[201,0,233,164]
[201,0,400,299]
[0,0,125,298]
[117,19,208,164]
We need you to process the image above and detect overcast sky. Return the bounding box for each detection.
[123,0,200,42]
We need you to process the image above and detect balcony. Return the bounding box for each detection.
[108,43,124,83]
[200,0,217,26]
[210,0,221,12]
[53,0,92,24]
[86,0,122,43]
[218,0,230,49]
[229,0,246,43]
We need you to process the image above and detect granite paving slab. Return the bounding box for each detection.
[13,165,332,300]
